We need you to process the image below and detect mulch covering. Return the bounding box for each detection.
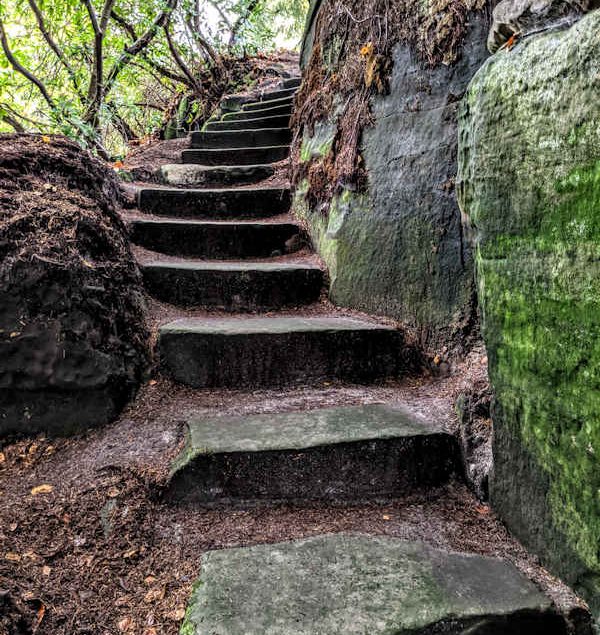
[0,134,148,405]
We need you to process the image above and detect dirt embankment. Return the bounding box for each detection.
[0,134,149,438]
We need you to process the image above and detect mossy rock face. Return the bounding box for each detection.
[294,12,493,350]
[458,10,600,614]
[180,535,565,634]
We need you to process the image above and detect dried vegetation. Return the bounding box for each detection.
[292,0,490,209]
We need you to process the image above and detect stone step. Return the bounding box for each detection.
[281,76,302,89]
[137,187,291,220]
[180,535,564,635]
[254,87,297,103]
[158,316,405,388]
[167,404,460,505]
[130,219,301,259]
[191,128,292,149]
[205,114,290,132]
[223,103,292,121]
[141,261,323,310]
[181,145,290,166]
[158,164,274,187]
[242,95,294,112]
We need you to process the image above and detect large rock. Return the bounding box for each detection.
[181,534,566,634]
[0,135,148,437]
[488,0,599,52]
[458,10,600,614]
[294,4,495,351]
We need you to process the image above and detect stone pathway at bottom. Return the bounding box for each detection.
[127,79,573,633]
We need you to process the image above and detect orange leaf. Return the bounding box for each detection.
[30,484,54,496]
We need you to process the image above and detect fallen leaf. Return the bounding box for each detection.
[9,523,17,532]
[167,608,186,621]
[142,628,157,635]
[382,514,391,521]
[0,452,5,464]
[144,576,157,586]
[41,135,51,143]
[42,565,52,576]
[476,505,490,516]
[33,603,46,632]
[144,587,165,603]
[433,355,441,366]
[148,379,158,386]
[118,617,135,632]
[122,548,138,559]
[31,484,54,496]
[5,552,21,562]
[107,486,120,498]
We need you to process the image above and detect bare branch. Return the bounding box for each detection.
[27,0,85,101]
[230,0,260,47]
[0,17,57,111]
[164,21,199,90]
[103,0,179,98]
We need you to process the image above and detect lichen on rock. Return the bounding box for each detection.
[0,134,149,437]
[458,9,600,614]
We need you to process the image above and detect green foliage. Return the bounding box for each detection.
[0,0,308,155]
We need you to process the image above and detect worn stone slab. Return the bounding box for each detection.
[167,404,460,505]
[205,114,291,131]
[281,76,302,89]
[141,261,323,310]
[222,103,292,121]
[130,219,301,259]
[181,145,290,166]
[181,535,565,635]
[157,163,274,187]
[191,128,292,149]
[137,187,291,219]
[158,316,405,388]
[242,95,294,112]
[254,87,297,102]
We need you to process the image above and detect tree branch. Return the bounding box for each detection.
[163,21,199,90]
[229,0,260,47]
[103,0,179,98]
[27,0,85,101]
[0,17,57,111]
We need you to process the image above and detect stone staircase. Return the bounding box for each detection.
[127,79,572,634]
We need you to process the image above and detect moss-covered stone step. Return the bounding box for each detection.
[158,316,405,388]
[181,145,290,166]
[205,114,290,132]
[191,128,292,149]
[242,95,295,113]
[130,219,301,259]
[181,535,565,635]
[166,404,460,505]
[157,163,274,187]
[137,187,291,220]
[141,261,323,311]
[222,103,292,121]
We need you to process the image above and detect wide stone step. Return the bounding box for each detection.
[181,145,290,166]
[130,219,301,259]
[158,164,274,187]
[180,535,564,635]
[281,76,302,89]
[137,187,291,220]
[141,261,323,310]
[205,114,290,131]
[255,87,297,102]
[223,103,292,121]
[191,128,291,149]
[158,316,405,388]
[242,95,294,112]
[167,404,460,505]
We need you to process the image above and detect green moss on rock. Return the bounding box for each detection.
[458,10,600,613]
